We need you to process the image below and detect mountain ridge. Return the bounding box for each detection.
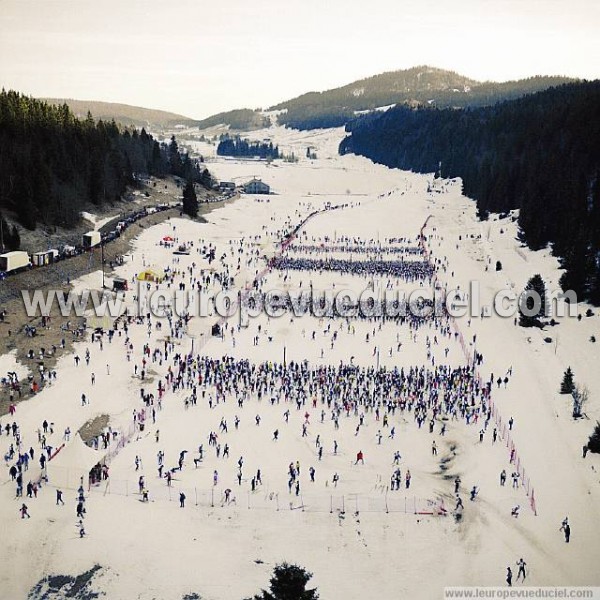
[193,66,576,131]
[268,66,577,129]
[40,98,199,129]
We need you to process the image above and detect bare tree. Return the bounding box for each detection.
[572,385,589,419]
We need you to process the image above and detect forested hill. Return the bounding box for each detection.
[0,90,211,234]
[41,98,199,129]
[196,109,270,131]
[269,66,575,130]
[339,81,600,304]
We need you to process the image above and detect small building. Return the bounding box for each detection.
[82,231,102,248]
[218,181,236,192]
[243,178,270,194]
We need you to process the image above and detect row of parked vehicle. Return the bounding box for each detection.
[0,201,181,278]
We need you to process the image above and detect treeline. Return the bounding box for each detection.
[272,66,573,130]
[339,82,600,303]
[0,90,210,234]
[217,135,280,159]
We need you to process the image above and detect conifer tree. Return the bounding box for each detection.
[248,563,319,600]
[519,274,547,327]
[182,180,198,218]
[560,367,575,394]
[588,422,600,454]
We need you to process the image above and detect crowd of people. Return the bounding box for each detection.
[1,197,558,590]
[270,256,435,283]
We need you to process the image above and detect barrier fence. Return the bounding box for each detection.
[419,216,537,515]
[43,463,447,515]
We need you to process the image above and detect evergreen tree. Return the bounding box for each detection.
[519,274,547,327]
[560,367,575,394]
[0,214,20,250]
[199,168,213,189]
[10,224,20,250]
[247,563,318,600]
[588,421,600,454]
[182,180,198,218]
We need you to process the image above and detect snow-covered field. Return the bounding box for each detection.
[2,125,600,599]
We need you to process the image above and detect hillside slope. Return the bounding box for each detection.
[269,66,575,129]
[196,108,270,132]
[41,98,199,129]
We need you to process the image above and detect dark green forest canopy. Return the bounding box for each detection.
[0,90,211,232]
[217,134,280,159]
[339,81,600,304]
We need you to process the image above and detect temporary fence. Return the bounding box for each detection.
[419,215,537,516]
[42,463,447,516]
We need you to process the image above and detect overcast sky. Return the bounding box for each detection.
[0,0,598,119]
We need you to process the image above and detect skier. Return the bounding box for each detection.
[506,566,513,587]
[560,517,570,543]
[179,492,186,508]
[500,469,507,486]
[516,558,527,581]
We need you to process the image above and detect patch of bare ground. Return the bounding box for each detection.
[78,414,110,446]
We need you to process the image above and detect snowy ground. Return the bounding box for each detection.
[0,349,30,382]
[1,125,599,599]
